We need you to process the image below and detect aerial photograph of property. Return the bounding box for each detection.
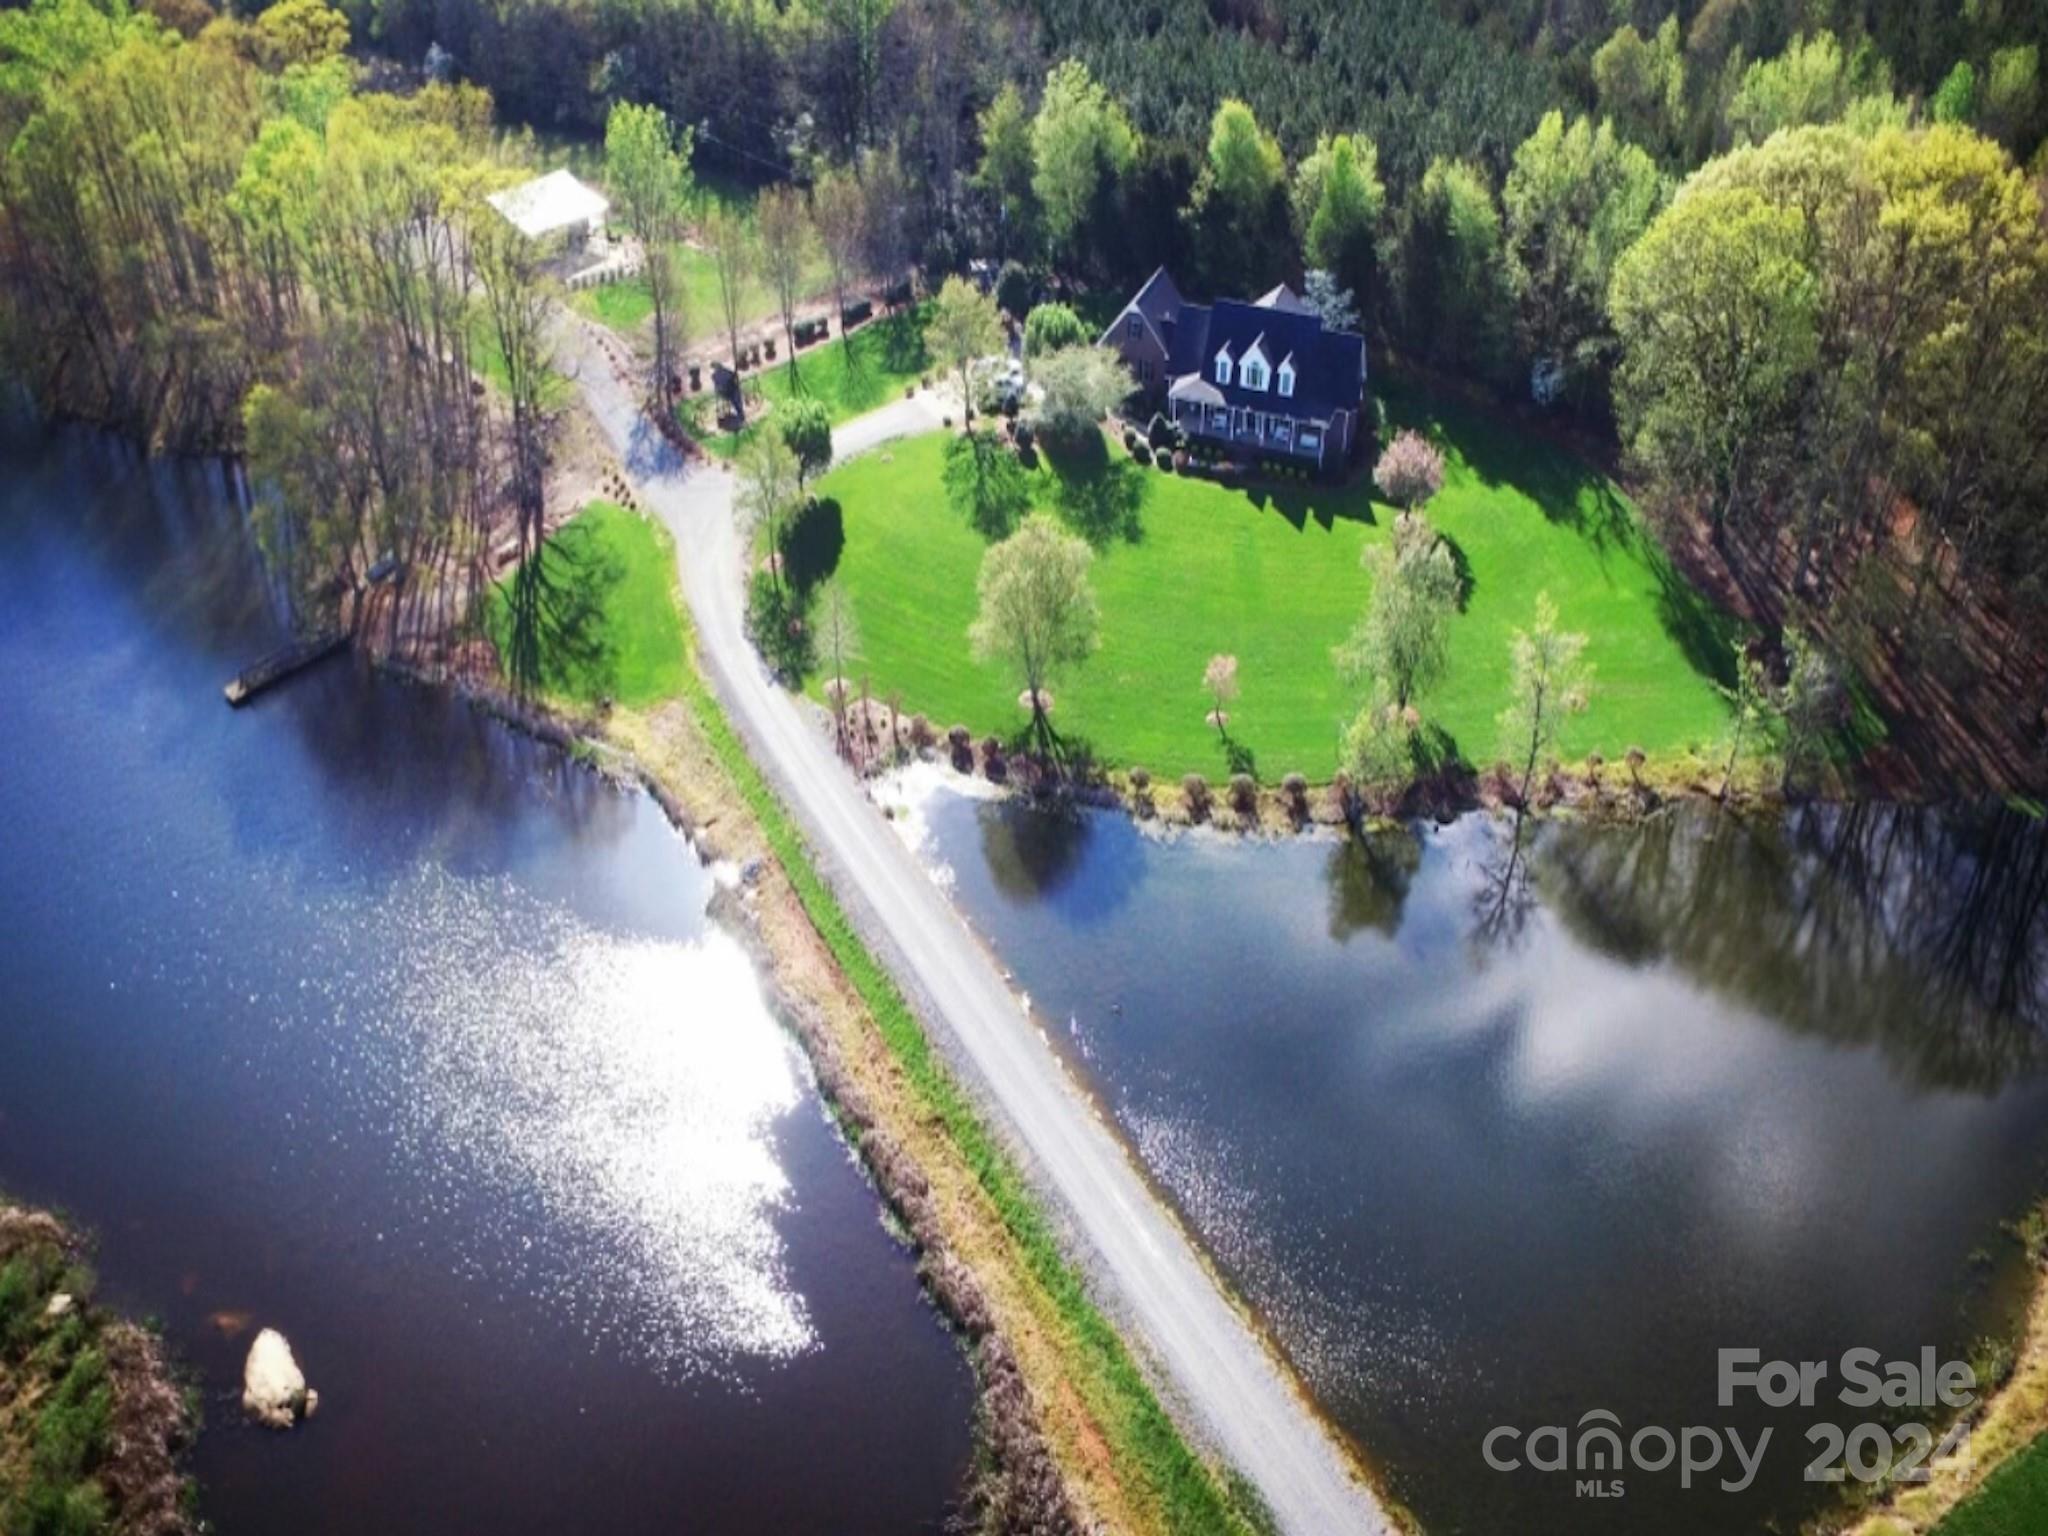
[3,1,2047,1533]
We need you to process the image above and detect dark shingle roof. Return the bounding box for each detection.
[1162,296,1363,423]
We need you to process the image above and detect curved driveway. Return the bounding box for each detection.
[562,327,1392,1536]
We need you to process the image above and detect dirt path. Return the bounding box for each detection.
[556,317,1393,1536]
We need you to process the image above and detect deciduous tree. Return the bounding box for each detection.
[1503,111,1660,404]
[735,430,801,596]
[1336,512,1460,713]
[756,183,813,384]
[1202,653,1238,737]
[969,512,1099,759]
[1028,345,1130,444]
[1498,593,1592,804]
[1031,60,1137,266]
[924,274,1002,429]
[604,102,693,412]
[1372,431,1445,514]
[780,397,833,489]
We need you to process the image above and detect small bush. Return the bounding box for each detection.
[1122,426,1139,452]
[1132,443,1152,466]
[1229,773,1256,814]
[1182,772,1210,819]
[909,714,935,749]
[841,298,874,330]
[1281,772,1308,816]
[1013,422,1034,451]
[1129,766,1151,791]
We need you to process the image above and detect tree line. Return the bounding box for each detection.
[0,0,566,675]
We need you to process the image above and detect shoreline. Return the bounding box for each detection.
[0,1200,197,1536]
[1840,1201,2048,1535]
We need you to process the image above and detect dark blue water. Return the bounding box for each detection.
[0,423,973,1535]
[903,777,2048,1535]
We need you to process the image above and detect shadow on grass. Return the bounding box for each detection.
[1654,559,1742,692]
[1383,374,1633,550]
[1248,480,1378,533]
[1044,433,1149,546]
[871,311,928,376]
[781,496,845,592]
[1441,530,1477,611]
[501,525,619,701]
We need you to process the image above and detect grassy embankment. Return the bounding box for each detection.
[803,381,1743,782]
[486,500,1289,1536]
[1,1203,195,1536]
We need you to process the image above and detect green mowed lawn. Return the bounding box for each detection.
[571,275,657,333]
[486,501,686,708]
[696,307,931,458]
[806,388,1737,780]
[1936,1430,2048,1535]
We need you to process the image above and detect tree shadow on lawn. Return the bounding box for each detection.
[1382,374,1634,551]
[869,311,928,377]
[1654,557,1743,693]
[501,523,620,700]
[1044,434,1149,546]
[780,495,845,592]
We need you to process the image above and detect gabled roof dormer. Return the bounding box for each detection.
[1213,341,1233,386]
[1239,334,1272,392]
[1276,352,1296,398]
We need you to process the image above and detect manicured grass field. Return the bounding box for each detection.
[806,385,1738,780]
[486,501,686,707]
[1935,1431,2048,1535]
[694,306,931,458]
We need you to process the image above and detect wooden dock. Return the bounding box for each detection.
[223,631,348,707]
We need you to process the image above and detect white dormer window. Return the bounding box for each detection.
[1239,338,1270,392]
[1277,361,1295,398]
[1214,345,1233,386]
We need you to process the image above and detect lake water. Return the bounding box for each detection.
[0,422,973,1534]
[895,772,2048,1535]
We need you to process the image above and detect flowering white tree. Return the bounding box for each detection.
[1373,429,1446,513]
[1202,652,1239,736]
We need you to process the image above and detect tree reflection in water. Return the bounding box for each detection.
[1537,801,2048,1093]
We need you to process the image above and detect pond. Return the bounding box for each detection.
[0,421,973,1535]
[894,769,2048,1534]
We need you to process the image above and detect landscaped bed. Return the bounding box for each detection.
[802,383,1740,782]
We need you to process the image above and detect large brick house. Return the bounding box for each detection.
[1097,268,1368,471]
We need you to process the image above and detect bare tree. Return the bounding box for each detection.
[756,184,813,384]
[705,204,754,400]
